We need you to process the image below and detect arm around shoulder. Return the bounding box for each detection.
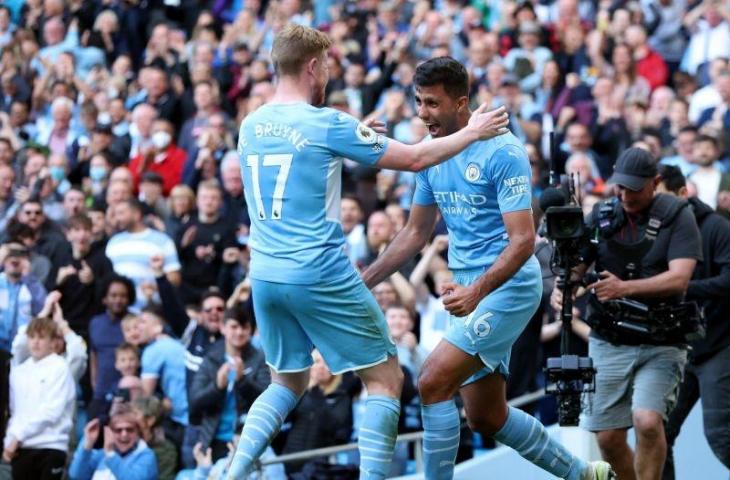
[376,105,509,172]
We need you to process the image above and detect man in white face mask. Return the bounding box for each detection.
[129,119,187,197]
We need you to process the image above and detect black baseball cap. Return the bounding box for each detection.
[608,148,657,191]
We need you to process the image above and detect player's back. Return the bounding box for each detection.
[238,102,385,284]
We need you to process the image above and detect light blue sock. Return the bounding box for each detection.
[493,406,588,480]
[227,383,299,479]
[421,400,461,480]
[358,395,400,480]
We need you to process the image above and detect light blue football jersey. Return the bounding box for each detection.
[238,102,388,284]
[413,132,532,271]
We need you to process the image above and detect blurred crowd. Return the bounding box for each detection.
[0,0,729,478]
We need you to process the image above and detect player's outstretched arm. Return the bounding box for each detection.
[362,204,439,289]
[375,105,509,172]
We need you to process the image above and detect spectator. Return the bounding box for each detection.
[688,135,730,214]
[595,43,652,105]
[35,96,77,156]
[696,69,730,160]
[681,0,730,84]
[341,195,368,266]
[0,163,15,231]
[411,245,452,353]
[385,305,427,378]
[131,396,178,480]
[69,403,158,480]
[61,187,86,221]
[14,198,73,289]
[121,314,144,347]
[565,152,606,196]
[625,24,669,90]
[165,185,196,241]
[141,67,181,128]
[3,315,76,480]
[56,214,114,337]
[641,0,687,73]
[661,126,700,177]
[88,275,135,422]
[177,180,239,304]
[560,122,603,178]
[152,252,226,382]
[138,171,169,221]
[0,244,47,413]
[115,342,140,379]
[11,291,88,382]
[178,81,221,153]
[219,150,250,231]
[189,304,269,462]
[689,58,728,123]
[105,199,181,310]
[128,103,158,159]
[128,119,186,197]
[138,307,189,449]
[503,22,553,93]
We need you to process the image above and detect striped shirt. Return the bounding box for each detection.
[105,228,181,310]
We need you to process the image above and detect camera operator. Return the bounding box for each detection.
[551,148,702,480]
[656,165,730,479]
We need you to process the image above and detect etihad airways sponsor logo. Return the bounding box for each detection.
[433,191,487,216]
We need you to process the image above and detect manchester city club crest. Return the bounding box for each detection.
[465,163,481,182]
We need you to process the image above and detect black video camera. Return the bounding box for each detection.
[539,168,595,426]
[545,205,585,242]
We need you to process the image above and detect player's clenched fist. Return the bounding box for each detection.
[468,105,510,140]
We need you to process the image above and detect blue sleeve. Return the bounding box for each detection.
[106,448,158,480]
[161,236,181,273]
[68,443,102,480]
[490,144,533,214]
[412,170,435,206]
[23,276,47,316]
[141,343,163,378]
[325,110,389,166]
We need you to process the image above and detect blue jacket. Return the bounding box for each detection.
[69,438,158,480]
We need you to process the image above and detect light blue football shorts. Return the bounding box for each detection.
[444,255,542,385]
[250,271,397,375]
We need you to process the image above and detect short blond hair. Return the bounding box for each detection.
[271,24,332,76]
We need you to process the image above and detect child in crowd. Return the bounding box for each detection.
[121,314,145,347]
[3,316,77,479]
[115,342,140,377]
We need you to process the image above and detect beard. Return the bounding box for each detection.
[312,85,326,106]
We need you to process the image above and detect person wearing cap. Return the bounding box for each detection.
[503,20,553,93]
[0,241,47,441]
[551,147,702,480]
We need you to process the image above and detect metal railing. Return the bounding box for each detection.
[260,389,547,470]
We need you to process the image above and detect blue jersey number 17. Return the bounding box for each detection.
[246,153,293,220]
